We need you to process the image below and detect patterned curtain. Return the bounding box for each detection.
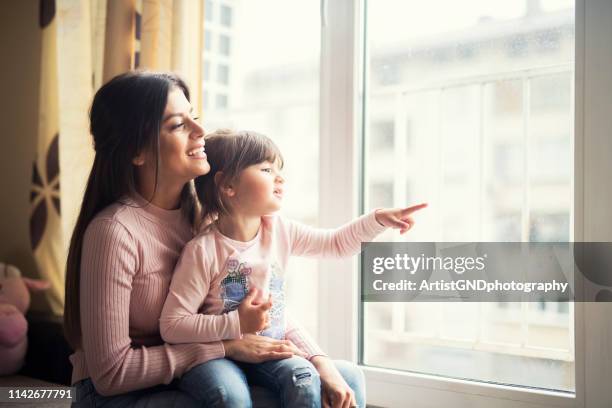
[56,0,98,309]
[30,0,63,316]
[104,0,203,106]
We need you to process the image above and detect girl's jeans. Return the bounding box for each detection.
[180,356,366,408]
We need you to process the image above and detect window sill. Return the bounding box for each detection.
[362,365,576,408]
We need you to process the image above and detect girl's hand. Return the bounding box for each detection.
[223,335,307,363]
[375,203,428,234]
[311,356,357,408]
[237,288,272,334]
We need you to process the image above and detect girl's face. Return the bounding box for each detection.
[228,160,284,216]
[136,87,209,187]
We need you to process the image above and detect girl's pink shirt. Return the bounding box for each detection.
[159,211,386,358]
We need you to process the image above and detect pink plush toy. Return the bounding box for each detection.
[0,262,50,376]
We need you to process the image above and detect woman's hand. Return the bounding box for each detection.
[311,356,357,408]
[375,203,428,234]
[223,334,307,363]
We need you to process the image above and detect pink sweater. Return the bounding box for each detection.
[159,212,386,356]
[70,194,329,396]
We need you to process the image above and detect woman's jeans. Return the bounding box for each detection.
[73,357,365,408]
[72,378,200,408]
[180,357,366,408]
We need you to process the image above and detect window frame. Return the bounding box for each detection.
[317,0,611,407]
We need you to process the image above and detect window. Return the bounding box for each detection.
[219,34,231,56]
[200,1,612,406]
[203,61,210,82]
[220,4,232,27]
[204,29,212,51]
[215,93,228,109]
[217,64,229,85]
[362,0,575,393]
[369,120,394,153]
[205,0,213,22]
[203,90,209,111]
[201,0,321,338]
[219,34,230,55]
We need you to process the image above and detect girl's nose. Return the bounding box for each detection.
[276,173,285,184]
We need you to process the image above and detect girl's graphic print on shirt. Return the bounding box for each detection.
[262,262,285,339]
[220,257,286,339]
[220,258,250,312]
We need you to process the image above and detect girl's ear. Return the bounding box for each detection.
[214,171,235,197]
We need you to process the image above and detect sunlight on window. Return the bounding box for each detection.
[363,0,575,392]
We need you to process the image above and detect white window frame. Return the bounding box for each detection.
[317,1,612,407]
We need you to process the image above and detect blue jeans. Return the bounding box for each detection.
[180,357,366,408]
[72,378,200,407]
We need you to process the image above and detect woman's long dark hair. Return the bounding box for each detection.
[64,71,197,350]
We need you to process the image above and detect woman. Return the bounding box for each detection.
[64,71,362,407]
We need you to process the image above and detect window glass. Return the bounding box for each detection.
[362,0,575,392]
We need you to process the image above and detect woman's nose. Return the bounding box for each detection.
[190,118,205,139]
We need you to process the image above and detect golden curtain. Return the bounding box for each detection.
[30,0,63,316]
[140,0,203,111]
[103,0,137,82]
[104,0,203,110]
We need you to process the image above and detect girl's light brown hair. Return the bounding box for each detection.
[195,129,283,221]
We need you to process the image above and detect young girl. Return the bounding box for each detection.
[160,129,426,407]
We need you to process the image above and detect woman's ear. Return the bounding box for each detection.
[214,171,235,197]
[132,151,146,166]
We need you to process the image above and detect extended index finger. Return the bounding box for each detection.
[401,203,428,215]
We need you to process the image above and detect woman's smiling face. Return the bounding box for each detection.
[136,87,210,187]
[159,87,209,183]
